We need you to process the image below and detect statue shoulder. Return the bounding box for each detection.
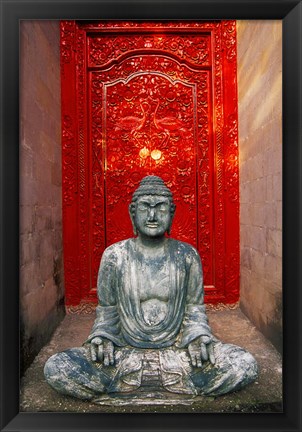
[101,239,132,261]
[169,239,201,261]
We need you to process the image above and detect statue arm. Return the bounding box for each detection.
[176,247,213,348]
[86,246,126,347]
[183,248,216,366]
[186,248,205,305]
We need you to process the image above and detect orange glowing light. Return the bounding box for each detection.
[151,149,162,160]
[139,147,150,159]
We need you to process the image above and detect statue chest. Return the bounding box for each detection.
[123,242,185,328]
[136,260,170,302]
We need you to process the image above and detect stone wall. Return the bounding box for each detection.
[237,21,282,352]
[20,21,65,374]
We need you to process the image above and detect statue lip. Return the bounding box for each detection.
[146,223,159,228]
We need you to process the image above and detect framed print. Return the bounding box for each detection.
[1,1,301,431]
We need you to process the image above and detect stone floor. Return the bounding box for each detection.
[20,308,282,413]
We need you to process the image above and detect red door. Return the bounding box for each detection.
[61,21,239,311]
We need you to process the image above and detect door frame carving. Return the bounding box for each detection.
[60,20,239,308]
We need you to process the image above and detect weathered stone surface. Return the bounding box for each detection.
[267,228,282,257]
[237,20,282,353]
[20,20,64,375]
[21,310,282,413]
[44,176,258,402]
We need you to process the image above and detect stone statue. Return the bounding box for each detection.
[44,175,258,401]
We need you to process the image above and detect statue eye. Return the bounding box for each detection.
[157,203,169,213]
[137,203,149,211]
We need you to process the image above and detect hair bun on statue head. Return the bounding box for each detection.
[132,175,173,200]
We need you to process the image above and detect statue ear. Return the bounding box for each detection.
[128,204,138,236]
[167,205,176,236]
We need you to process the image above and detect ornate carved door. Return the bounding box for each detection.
[61,21,239,311]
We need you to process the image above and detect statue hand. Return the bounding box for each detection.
[90,337,115,366]
[188,336,215,368]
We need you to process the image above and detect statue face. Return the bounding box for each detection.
[134,195,172,238]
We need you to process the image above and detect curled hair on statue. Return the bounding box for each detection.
[128,175,176,236]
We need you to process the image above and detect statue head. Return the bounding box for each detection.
[129,176,176,237]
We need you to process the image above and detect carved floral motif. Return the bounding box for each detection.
[66,302,97,314]
[60,21,75,64]
[62,115,77,206]
[76,28,90,299]
[224,113,239,203]
[211,24,225,294]
[64,257,80,304]
[81,21,219,30]
[61,20,239,306]
[90,55,212,286]
[88,34,211,68]
[222,20,237,63]
[105,72,197,245]
[65,301,240,315]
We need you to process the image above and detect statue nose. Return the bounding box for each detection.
[148,208,157,221]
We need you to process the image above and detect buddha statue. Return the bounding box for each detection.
[44,175,258,401]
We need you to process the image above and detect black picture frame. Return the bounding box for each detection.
[1,0,301,431]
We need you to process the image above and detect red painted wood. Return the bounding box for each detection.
[61,20,239,306]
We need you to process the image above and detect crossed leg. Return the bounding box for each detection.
[44,342,258,400]
[188,341,258,396]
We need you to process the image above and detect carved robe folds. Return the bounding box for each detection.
[44,239,258,400]
[88,239,212,348]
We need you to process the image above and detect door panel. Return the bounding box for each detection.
[104,72,197,245]
[61,21,239,309]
